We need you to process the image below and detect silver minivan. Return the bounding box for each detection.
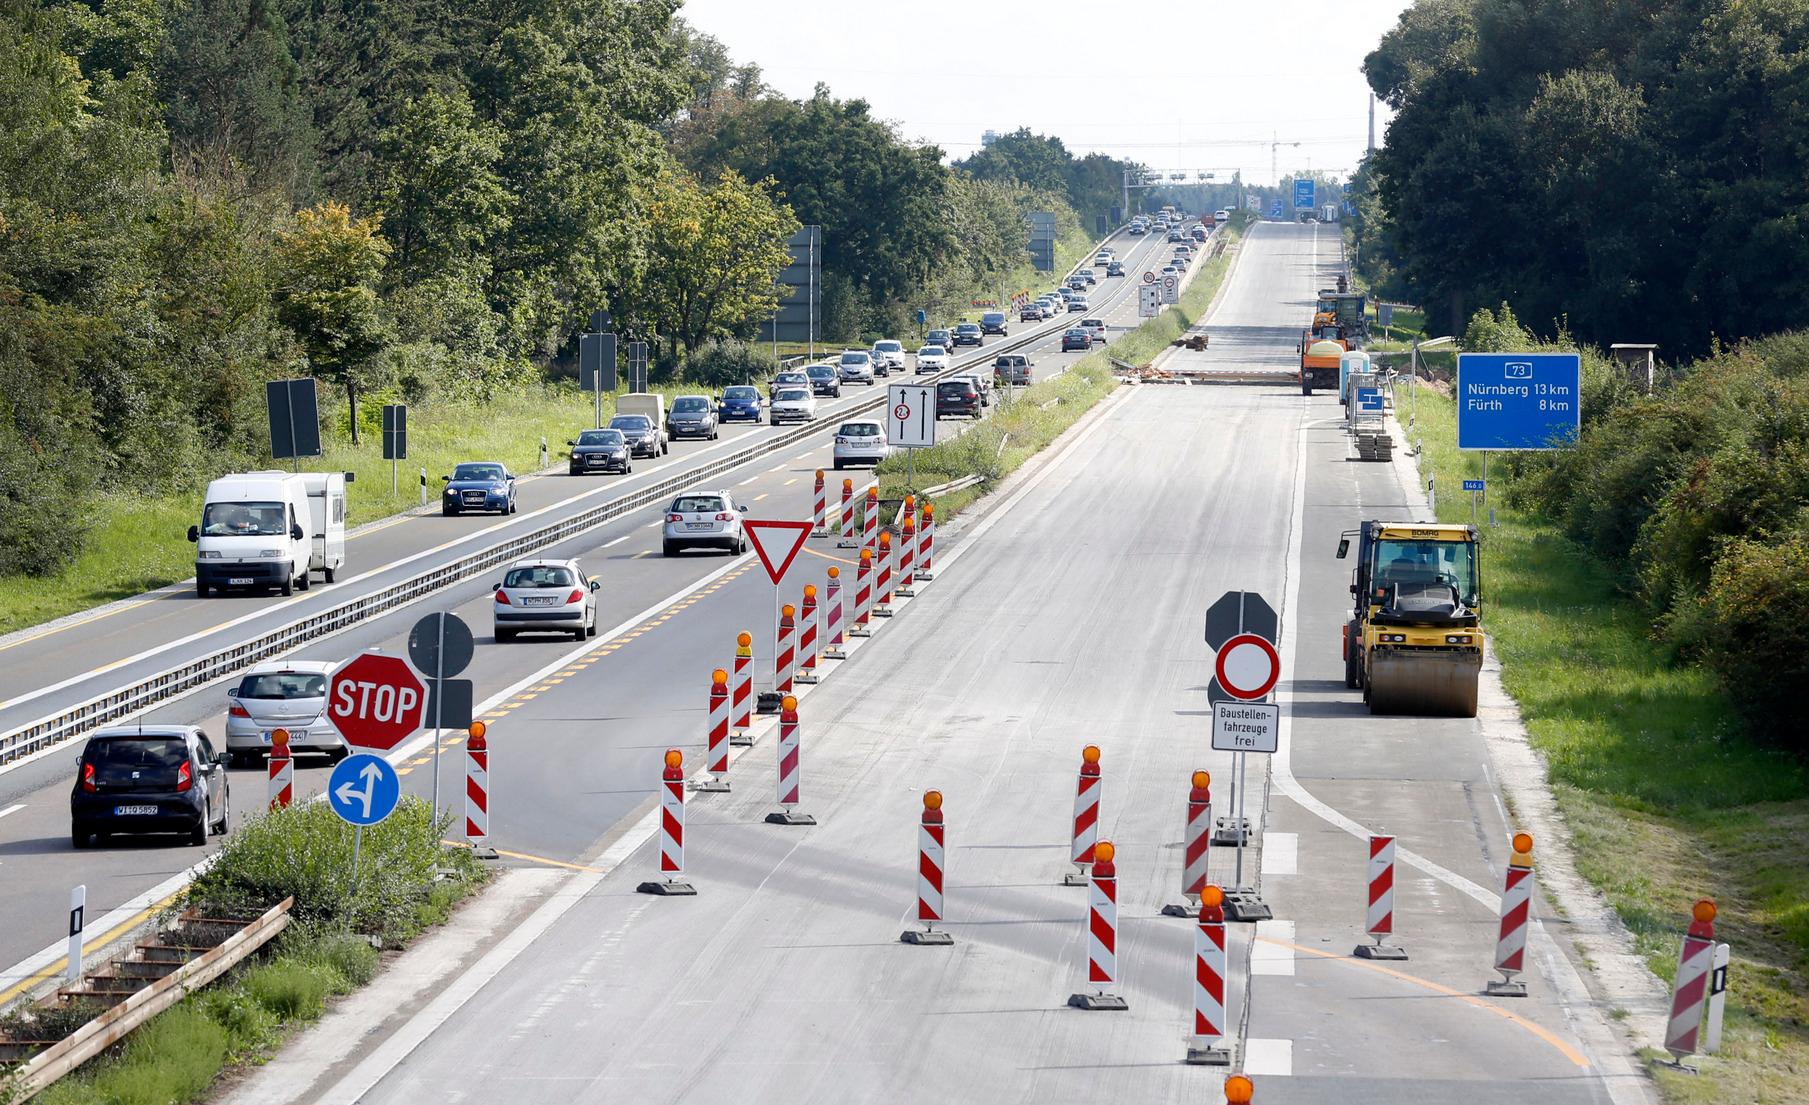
[833,421,889,469]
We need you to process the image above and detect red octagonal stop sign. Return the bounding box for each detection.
[327,653,427,752]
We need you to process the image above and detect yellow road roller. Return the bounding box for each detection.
[1336,521,1483,717]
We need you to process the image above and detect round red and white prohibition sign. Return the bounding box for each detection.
[1215,633,1280,700]
[893,402,911,421]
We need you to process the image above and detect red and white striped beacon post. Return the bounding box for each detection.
[774,603,796,696]
[267,728,293,810]
[1356,833,1408,958]
[1486,832,1534,996]
[850,548,875,637]
[1663,898,1720,1066]
[1163,770,1213,917]
[862,485,880,558]
[902,790,954,945]
[837,479,858,548]
[874,531,895,617]
[729,632,755,747]
[693,668,731,792]
[1186,885,1232,1063]
[764,695,815,825]
[637,749,696,896]
[896,514,918,598]
[1067,840,1128,1010]
[465,721,496,858]
[796,585,820,684]
[823,567,847,659]
[1066,745,1102,886]
[811,470,828,537]
[917,501,936,580]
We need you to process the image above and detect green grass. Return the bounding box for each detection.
[1406,378,1809,1103]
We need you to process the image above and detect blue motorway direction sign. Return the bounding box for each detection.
[1270,200,1283,219]
[1455,353,1581,450]
[327,753,401,826]
[1293,178,1316,210]
[1462,479,1486,492]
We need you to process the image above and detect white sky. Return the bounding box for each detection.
[679,0,1411,186]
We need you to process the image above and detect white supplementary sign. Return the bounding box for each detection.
[1162,273,1181,305]
[887,383,935,449]
[1211,701,1280,753]
[1139,284,1162,318]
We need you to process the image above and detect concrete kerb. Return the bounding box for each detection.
[1385,405,1669,1091]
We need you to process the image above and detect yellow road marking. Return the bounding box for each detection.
[752,493,769,502]
[1261,937,1590,1067]
[783,478,799,487]
[441,841,606,873]
[801,547,858,566]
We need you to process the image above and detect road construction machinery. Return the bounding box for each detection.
[1299,335,1345,394]
[1337,521,1483,717]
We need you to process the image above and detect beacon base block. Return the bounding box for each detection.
[1067,992,1129,1011]
[1354,940,1409,961]
[636,880,696,897]
[1185,1040,1233,1066]
[765,810,817,826]
[900,929,953,946]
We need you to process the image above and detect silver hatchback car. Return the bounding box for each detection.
[224,661,344,764]
[493,559,599,641]
[833,421,890,468]
[663,490,747,556]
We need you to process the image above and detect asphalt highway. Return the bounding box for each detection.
[0,219,1192,993]
[216,225,1646,1105]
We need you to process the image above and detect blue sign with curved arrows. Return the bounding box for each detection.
[327,753,401,827]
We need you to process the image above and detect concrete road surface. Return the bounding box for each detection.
[239,225,1646,1105]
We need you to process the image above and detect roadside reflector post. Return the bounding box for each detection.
[837,479,857,548]
[1661,898,1719,1068]
[917,501,936,580]
[1355,833,1407,959]
[874,531,895,617]
[65,884,86,987]
[902,790,953,945]
[850,548,875,637]
[764,696,815,826]
[1164,770,1213,917]
[896,514,918,597]
[823,567,847,659]
[639,749,696,896]
[730,633,755,746]
[268,727,293,810]
[1703,939,1731,1056]
[1486,832,1534,997]
[1066,745,1102,887]
[1186,885,1233,1064]
[694,669,732,792]
[465,721,497,858]
[1067,840,1128,1010]
[811,470,828,537]
[796,585,820,684]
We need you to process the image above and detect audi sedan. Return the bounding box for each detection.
[493,559,599,641]
[663,490,747,556]
[442,462,516,516]
[569,428,632,474]
[952,323,985,347]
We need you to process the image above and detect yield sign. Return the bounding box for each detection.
[1215,633,1280,701]
[743,519,812,584]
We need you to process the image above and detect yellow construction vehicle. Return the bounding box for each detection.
[1336,521,1483,717]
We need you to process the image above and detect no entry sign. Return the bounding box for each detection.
[327,652,427,752]
[1214,633,1280,701]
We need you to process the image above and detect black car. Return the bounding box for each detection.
[667,395,719,440]
[72,726,230,848]
[609,414,663,458]
[805,364,843,397]
[1062,328,1092,352]
[924,329,954,353]
[980,311,1009,336]
[568,428,631,474]
[936,378,981,419]
[952,323,985,347]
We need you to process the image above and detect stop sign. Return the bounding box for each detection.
[327,653,427,752]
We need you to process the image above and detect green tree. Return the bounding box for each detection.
[374,88,510,290]
[272,202,391,435]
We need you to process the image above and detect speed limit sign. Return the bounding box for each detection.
[887,383,934,448]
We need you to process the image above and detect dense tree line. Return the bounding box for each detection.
[1360,0,1809,357]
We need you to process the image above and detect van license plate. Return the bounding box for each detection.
[228,577,254,585]
[115,805,157,816]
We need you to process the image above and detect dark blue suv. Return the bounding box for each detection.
[718,385,763,423]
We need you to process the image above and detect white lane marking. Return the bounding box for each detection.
[1243,1038,1293,1076]
[737,474,761,486]
[644,519,663,528]
[1252,920,1296,975]
[602,535,631,549]
[0,803,23,820]
[1260,832,1297,876]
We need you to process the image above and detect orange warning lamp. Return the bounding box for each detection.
[843,478,853,491]
[923,502,934,519]
[711,668,728,687]
[664,748,683,769]
[270,728,290,747]
[1692,899,1717,924]
[905,493,916,508]
[1224,1074,1254,1104]
[1082,745,1101,765]
[468,720,487,740]
[815,468,824,480]
[828,566,840,579]
[866,486,878,501]
[1094,841,1116,863]
[1201,884,1224,907]
[781,694,798,712]
[804,584,817,599]
[1192,770,1211,789]
[737,631,752,648]
[1510,832,1534,869]
[903,515,916,531]
[860,548,872,564]
[880,531,892,548]
[782,603,795,618]
[923,790,943,811]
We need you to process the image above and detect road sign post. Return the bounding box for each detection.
[328,752,402,895]
[1455,353,1580,450]
[1203,592,1279,923]
[407,613,473,820]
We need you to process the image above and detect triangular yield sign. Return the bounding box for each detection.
[743,518,813,584]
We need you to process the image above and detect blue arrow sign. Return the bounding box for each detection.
[1293,178,1316,210]
[327,753,401,827]
[1269,199,1283,218]
[1456,353,1581,450]
[1356,387,1383,412]
[1462,479,1486,492]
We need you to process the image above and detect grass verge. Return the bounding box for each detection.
[1404,379,1809,1104]
[9,798,487,1105]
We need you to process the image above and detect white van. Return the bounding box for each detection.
[188,471,350,597]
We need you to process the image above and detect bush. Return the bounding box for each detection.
[246,961,334,1021]
[1699,512,1809,743]
[684,339,778,389]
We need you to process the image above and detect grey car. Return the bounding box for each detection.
[610,414,665,458]
[223,661,345,764]
[493,559,599,641]
[667,395,719,440]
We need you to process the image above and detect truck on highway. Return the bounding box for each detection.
[1299,336,1345,395]
[189,471,350,596]
[1336,521,1484,717]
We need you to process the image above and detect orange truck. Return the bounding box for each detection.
[1299,332,1347,395]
